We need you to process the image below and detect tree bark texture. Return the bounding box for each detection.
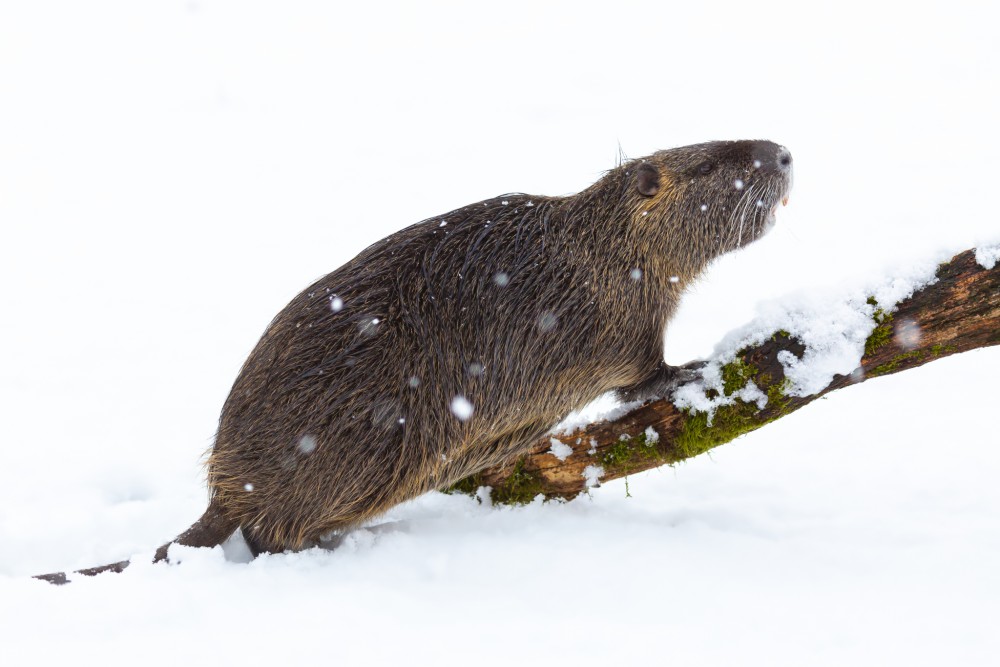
[446,248,1000,504]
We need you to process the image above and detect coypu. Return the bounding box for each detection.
[36,139,792,583]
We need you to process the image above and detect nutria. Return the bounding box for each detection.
[36,139,792,583]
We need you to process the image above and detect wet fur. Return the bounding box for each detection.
[37,140,791,580]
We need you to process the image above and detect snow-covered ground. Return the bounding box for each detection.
[1,2,998,664]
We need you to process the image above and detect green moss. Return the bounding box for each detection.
[869,350,924,376]
[674,368,795,461]
[720,356,758,396]
[602,437,636,468]
[772,329,792,341]
[765,378,793,413]
[443,457,545,506]
[601,432,661,473]
[489,457,545,506]
[930,343,958,356]
[443,474,483,497]
[599,431,663,497]
[675,400,764,459]
[864,296,894,356]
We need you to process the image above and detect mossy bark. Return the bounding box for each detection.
[444,248,1000,504]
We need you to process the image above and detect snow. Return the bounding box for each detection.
[450,396,474,421]
[2,2,999,665]
[674,364,769,421]
[676,253,946,417]
[976,243,1000,270]
[548,437,573,462]
[536,311,558,332]
[552,393,642,435]
[894,317,922,350]
[297,434,318,455]
[581,465,604,488]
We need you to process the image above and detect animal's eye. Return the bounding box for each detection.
[697,161,715,175]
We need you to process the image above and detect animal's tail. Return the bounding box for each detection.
[33,500,239,585]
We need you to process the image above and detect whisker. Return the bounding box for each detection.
[734,181,759,248]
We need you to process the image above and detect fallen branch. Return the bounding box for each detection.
[447,248,1000,504]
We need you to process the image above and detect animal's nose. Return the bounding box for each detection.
[776,146,792,172]
[751,141,792,175]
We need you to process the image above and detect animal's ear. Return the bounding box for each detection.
[636,162,660,197]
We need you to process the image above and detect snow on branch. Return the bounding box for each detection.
[446,247,1000,504]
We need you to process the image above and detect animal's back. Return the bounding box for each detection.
[209,194,663,552]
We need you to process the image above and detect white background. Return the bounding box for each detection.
[1,1,997,664]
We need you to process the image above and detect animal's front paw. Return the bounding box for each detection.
[615,361,705,404]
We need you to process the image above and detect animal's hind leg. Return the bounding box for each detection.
[240,527,269,557]
[315,520,410,551]
[240,525,296,557]
[241,520,360,556]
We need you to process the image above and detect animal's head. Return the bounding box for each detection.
[624,140,793,270]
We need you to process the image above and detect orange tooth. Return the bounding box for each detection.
[781,196,789,206]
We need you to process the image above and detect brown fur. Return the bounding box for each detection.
[36,139,792,581]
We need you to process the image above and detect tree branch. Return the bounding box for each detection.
[446,248,1000,504]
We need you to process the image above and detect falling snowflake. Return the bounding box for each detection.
[894,318,922,350]
[297,434,318,455]
[537,311,558,332]
[450,396,474,421]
